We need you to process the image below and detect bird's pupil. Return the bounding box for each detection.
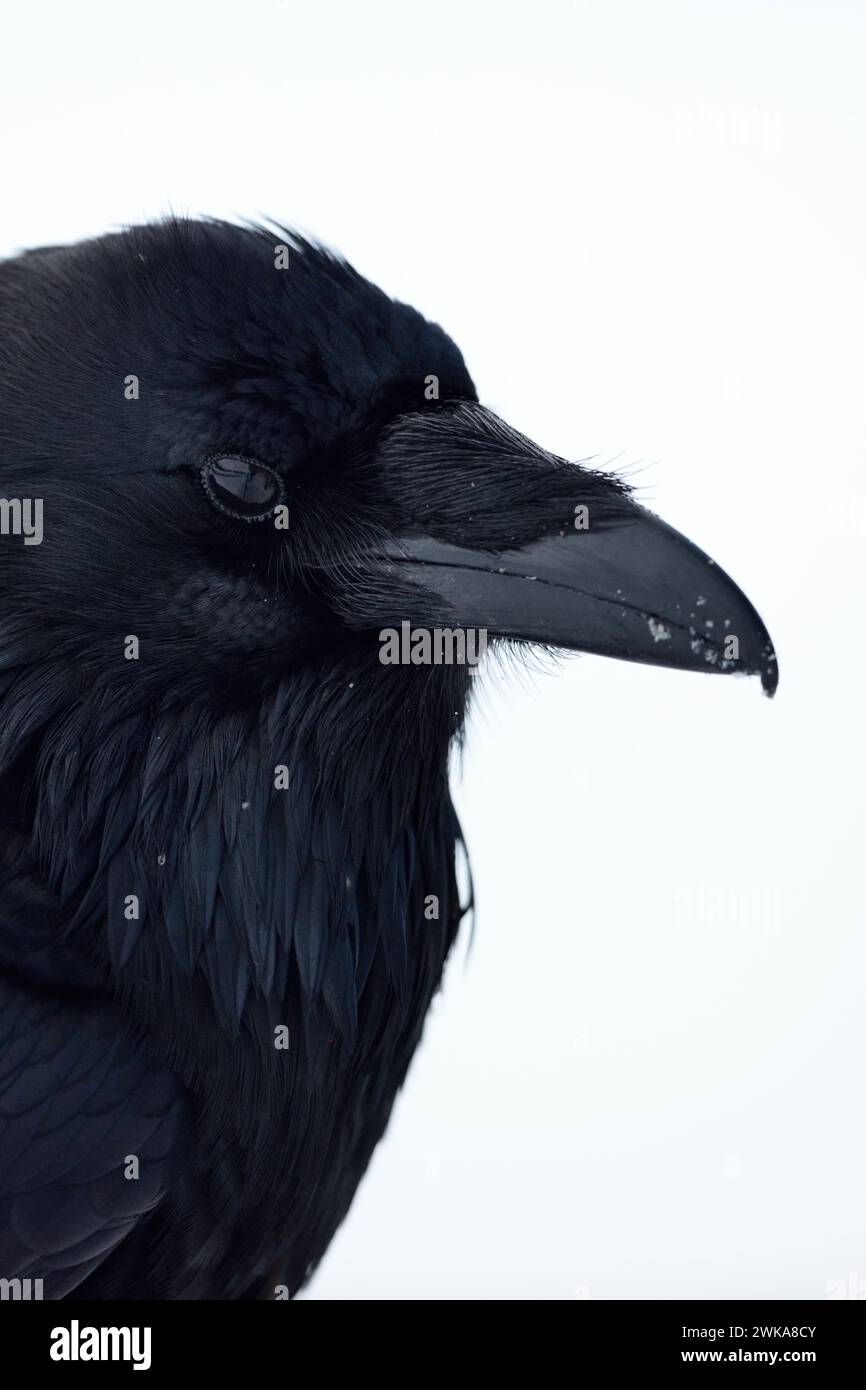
[203,455,282,520]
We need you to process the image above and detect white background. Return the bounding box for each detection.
[2,1,864,1300]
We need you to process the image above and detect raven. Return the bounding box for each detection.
[0,218,776,1299]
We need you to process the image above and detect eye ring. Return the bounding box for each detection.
[199,453,286,523]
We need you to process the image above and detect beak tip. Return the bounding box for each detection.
[760,650,779,698]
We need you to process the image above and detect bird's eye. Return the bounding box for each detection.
[200,454,285,522]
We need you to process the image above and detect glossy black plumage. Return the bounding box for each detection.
[0,220,478,1297]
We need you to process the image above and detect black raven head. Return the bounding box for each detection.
[0,218,775,736]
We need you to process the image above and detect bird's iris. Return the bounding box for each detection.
[200,454,285,521]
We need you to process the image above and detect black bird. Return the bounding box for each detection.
[0,219,777,1299]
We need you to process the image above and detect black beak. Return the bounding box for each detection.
[374,504,778,696]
